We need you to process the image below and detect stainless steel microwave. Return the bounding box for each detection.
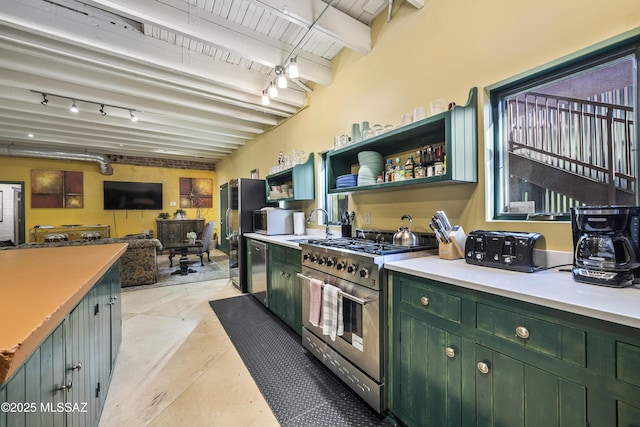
[253,208,294,235]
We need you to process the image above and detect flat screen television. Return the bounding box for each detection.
[103,181,163,210]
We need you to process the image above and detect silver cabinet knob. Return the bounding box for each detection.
[515,326,530,339]
[420,296,430,306]
[445,347,455,358]
[477,362,490,374]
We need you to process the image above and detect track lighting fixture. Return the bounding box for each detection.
[275,65,287,89]
[268,82,278,98]
[288,57,299,79]
[30,89,139,122]
[261,90,270,106]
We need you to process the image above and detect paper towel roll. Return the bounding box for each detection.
[293,212,306,235]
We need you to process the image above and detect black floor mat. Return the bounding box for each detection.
[209,295,394,426]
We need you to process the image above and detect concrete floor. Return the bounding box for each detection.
[99,278,280,426]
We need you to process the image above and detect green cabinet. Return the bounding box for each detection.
[0,262,122,427]
[266,153,315,201]
[268,244,302,335]
[388,271,640,427]
[326,88,477,194]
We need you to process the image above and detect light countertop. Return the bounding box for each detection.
[385,254,640,329]
[0,244,127,384]
[244,232,322,249]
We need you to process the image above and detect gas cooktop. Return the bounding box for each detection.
[303,237,436,256]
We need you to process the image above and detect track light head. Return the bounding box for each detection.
[70,100,78,113]
[275,65,287,89]
[130,110,138,122]
[288,57,299,79]
[261,90,270,106]
[40,93,49,106]
[268,82,278,98]
[99,104,107,116]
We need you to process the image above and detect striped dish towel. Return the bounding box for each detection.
[322,284,344,341]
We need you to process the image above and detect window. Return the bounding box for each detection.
[491,40,639,220]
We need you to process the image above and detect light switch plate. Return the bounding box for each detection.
[170,201,176,206]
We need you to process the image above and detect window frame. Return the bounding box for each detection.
[489,35,640,221]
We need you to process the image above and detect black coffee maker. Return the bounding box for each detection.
[571,206,640,287]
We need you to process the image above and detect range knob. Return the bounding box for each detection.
[347,263,357,274]
[359,267,370,278]
[336,261,346,271]
[303,253,311,261]
[326,257,336,268]
[310,254,318,263]
[318,257,326,265]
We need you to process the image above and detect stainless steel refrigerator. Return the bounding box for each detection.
[225,178,268,292]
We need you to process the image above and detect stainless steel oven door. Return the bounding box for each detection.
[299,267,382,382]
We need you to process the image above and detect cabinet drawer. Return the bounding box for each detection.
[476,303,586,367]
[400,280,462,324]
[270,243,301,264]
[616,341,640,388]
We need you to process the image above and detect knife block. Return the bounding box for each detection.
[438,226,466,260]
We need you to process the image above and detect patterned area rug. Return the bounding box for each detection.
[209,295,393,426]
[123,249,230,291]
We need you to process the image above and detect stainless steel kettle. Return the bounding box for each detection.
[393,214,419,246]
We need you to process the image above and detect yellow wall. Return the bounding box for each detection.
[0,156,217,239]
[216,0,640,252]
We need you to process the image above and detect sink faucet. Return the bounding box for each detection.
[307,208,332,239]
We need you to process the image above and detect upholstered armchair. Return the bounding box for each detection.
[169,220,215,267]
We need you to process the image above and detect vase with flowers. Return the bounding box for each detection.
[186,231,197,244]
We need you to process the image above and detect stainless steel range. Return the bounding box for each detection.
[298,231,436,412]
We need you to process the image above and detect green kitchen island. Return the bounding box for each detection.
[0,244,126,427]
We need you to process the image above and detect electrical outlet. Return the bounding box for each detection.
[364,212,371,225]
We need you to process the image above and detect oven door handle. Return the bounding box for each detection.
[296,273,373,306]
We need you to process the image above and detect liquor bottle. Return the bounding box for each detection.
[404,155,415,179]
[414,150,426,178]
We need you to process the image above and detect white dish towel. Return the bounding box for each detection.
[322,284,344,341]
[309,278,323,327]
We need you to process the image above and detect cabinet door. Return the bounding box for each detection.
[66,296,93,427]
[269,261,294,327]
[390,310,462,427]
[109,264,122,371]
[475,345,587,427]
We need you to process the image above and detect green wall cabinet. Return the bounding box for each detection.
[0,262,122,427]
[266,153,315,202]
[388,271,640,427]
[326,88,477,194]
[268,244,302,335]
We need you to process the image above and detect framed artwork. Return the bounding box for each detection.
[31,169,84,208]
[179,177,213,208]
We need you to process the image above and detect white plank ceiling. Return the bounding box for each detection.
[0,0,422,164]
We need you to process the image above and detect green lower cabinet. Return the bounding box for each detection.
[268,244,301,335]
[390,310,462,427]
[388,271,640,427]
[474,345,586,427]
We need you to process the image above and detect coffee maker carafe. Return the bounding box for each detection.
[572,206,640,287]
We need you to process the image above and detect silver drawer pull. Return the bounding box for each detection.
[420,296,430,306]
[515,326,530,339]
[445,347,455,358]
[69,361,83,371]
[57,381,73,391]
[477,362,490,374]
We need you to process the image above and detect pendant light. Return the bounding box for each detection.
[70,100,78,113]
[261,90,270,106]
[276,65,287,89]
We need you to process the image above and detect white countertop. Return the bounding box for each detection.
[245,232,324,249]
[385,254,640,329]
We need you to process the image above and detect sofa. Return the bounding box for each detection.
[0,237,163,287]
